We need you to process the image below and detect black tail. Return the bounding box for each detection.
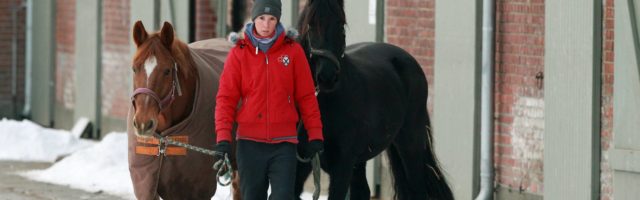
[387,120,454,200]
[423,115,455,199]
[387,46,454,199]
[386,144,413,199]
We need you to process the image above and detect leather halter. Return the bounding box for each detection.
[131,63,183,111]
[306,34,343,73]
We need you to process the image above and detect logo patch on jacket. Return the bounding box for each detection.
[278,55,290,67]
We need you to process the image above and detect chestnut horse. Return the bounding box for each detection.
[127,21,239,200]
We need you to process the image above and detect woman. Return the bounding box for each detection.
[214,0,324,199]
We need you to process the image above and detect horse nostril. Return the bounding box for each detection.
[148,120,156,130]
[133,121,139,129]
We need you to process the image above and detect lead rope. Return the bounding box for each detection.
[155,134,233,186]
[297,152,321,200]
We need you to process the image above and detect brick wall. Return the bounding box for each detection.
[0,0,26,118]
[600,0,614,199]
[386,0,435,115]
[494,0,545,195]
[196,0,217,40]
[102,0,130,119]
[56,0,76,110]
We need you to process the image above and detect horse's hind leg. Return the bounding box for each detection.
[349,161,370,199]
[294,160,312,200]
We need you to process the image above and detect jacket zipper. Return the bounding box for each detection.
[265,52,270,141]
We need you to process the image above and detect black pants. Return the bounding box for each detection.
[236,140,297,200]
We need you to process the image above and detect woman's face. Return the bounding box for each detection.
[254,14,278,37]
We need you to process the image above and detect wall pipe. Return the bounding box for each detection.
[21,0,32,119]
[475,0,495,199]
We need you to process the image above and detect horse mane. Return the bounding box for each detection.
[298,0,347,54]
[133,33,195,79]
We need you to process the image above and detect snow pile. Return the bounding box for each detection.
[0,118,94,162]
[23,132,134,199]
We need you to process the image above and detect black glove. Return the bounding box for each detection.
[306,140,324,158]
[214,141,231,161]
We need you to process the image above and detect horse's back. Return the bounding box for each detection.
[188,38,234,96]
[189,38,233,76]
[345,42,428,98]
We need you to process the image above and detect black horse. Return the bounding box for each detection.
[294,0,454,199]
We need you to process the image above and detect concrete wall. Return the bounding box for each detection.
[433,0,482,199]
[544,1,601,199]
[54,0,76,131]
[74,0,102,137]
[30,0,56,127]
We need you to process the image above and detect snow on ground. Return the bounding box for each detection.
[0,119,326,199]
[0,118,94,162]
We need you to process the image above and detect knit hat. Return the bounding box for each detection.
[251,0,282,21]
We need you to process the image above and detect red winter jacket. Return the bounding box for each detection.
[215,32,323,144]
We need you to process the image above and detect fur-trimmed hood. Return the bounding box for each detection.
[227,26,299,45]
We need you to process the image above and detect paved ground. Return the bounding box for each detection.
[0,161,125,200]
[0,160,334,200]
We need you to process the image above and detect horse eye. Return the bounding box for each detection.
[164,68,171,76]
[132,68,137,73]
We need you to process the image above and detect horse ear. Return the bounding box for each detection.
[132,20,148,47]
[160,21,175,49]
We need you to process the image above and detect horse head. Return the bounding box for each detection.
[130,21,195,137]
[298,0,346,93]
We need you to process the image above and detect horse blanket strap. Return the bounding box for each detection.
[135,135,189,156]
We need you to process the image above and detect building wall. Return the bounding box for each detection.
[493,0,545,196]
[386,0,435,115]
[100,0,131,134]
[387,0,616,199]
[196,0,217,40]
[55,0,76,116]
[0,0,26,118]
[102,0,130,120]
[600,0,614,199]
[52,0,220,133]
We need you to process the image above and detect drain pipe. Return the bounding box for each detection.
[475,0,495,199]
[21,0,33,119]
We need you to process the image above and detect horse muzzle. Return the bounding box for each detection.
[132,117,158,137]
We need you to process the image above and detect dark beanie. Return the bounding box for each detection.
[252,0,282,21]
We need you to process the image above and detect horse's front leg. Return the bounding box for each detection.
[349,162,370,200]
[326,155,356,200]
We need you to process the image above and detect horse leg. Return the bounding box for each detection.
[294,160,312,200]
[326,155,356,200]
[232,170,241,200]
[349,162,370,200]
